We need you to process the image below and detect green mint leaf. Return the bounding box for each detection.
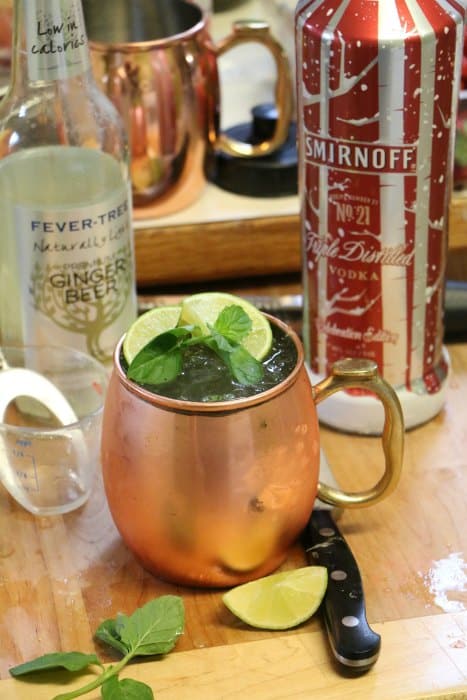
[128,348,183,385]
[207,305,263,385]
[118,595,184,657]
[10,651,100,677]
[225,345,264,385]
[101,675,154,700]
[206,326,236,353]
[95,618,130,656]
[206,333,264,386]
[11,596,185,700]
[127,328,190,385]
[213,305,252,343]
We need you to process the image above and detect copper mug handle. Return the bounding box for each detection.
[212,20,293,158]
[314,358,404,508]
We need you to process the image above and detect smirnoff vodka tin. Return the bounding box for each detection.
[296,0,465,433]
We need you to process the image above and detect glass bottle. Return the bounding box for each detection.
[0,0,137,366]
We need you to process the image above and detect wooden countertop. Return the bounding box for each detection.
[132,189,467,287]
[1,337,467,698]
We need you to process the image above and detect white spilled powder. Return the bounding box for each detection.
[422,552,467,613]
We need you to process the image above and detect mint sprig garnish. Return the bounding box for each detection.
[127,304,264,387]
[209,303,253,343]
[9,652,102,676]
[9,595,184,700]
[126,327,190,386]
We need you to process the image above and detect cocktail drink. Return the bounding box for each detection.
[124,317,297,403]
[101,293,403,587]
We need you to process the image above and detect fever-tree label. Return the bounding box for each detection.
[0,146,136,366]
[15,162,134,364]
[296,0,465,431]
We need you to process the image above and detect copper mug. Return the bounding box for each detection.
[101,315,404,588]
[82,0,292,209]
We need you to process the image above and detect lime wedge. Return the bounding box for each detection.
[222,566,328,630]
[180,292,273,360]
[123,305,182,364]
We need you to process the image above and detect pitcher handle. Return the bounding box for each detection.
[212,20,292,158]
[314,358,404,508]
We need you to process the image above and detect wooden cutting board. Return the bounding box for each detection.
[1,342,467,698]
[1,611,467,699]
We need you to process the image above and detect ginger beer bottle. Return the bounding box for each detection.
[0,0,137,365]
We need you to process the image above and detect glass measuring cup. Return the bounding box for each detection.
[0,345,107,515]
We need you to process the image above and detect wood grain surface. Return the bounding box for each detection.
[1,344,467,697]
[1,612,467,699]
[134,196,467,286]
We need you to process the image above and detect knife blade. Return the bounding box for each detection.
[301,450,381,671]
[137,281,467,339]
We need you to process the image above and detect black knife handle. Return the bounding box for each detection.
[302,510,381,670]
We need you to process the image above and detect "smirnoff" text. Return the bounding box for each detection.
[305,133,416,173]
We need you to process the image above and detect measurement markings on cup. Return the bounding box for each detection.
[10,439,40,493]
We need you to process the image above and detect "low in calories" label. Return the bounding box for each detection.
[25,0,90,81]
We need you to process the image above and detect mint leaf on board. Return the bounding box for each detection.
[213,305,252,343]
[95,618,130,656]
[10,652,101,677]
[9,595,184,700]
[118,595,185,657]
[101,675,154,700]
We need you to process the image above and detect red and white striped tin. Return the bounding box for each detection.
[296,0,465,432]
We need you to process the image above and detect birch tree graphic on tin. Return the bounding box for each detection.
[325,287,381,318]
[29,244,132,364]
[302,30,378,109]
[300,8,389,383]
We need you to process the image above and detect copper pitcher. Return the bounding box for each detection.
[101,315,404,587]
[82,0,292,208]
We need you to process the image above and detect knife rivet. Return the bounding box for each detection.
[342,616,360,627]
[319,527,335,537]
[331,570,347,581]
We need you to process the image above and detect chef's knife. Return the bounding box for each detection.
[302,450,381,671]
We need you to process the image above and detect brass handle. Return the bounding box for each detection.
[314,359,404,508]
[213,20,292,158]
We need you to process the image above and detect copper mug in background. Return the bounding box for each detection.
[82,0,292,210]
[101,315,404,588]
